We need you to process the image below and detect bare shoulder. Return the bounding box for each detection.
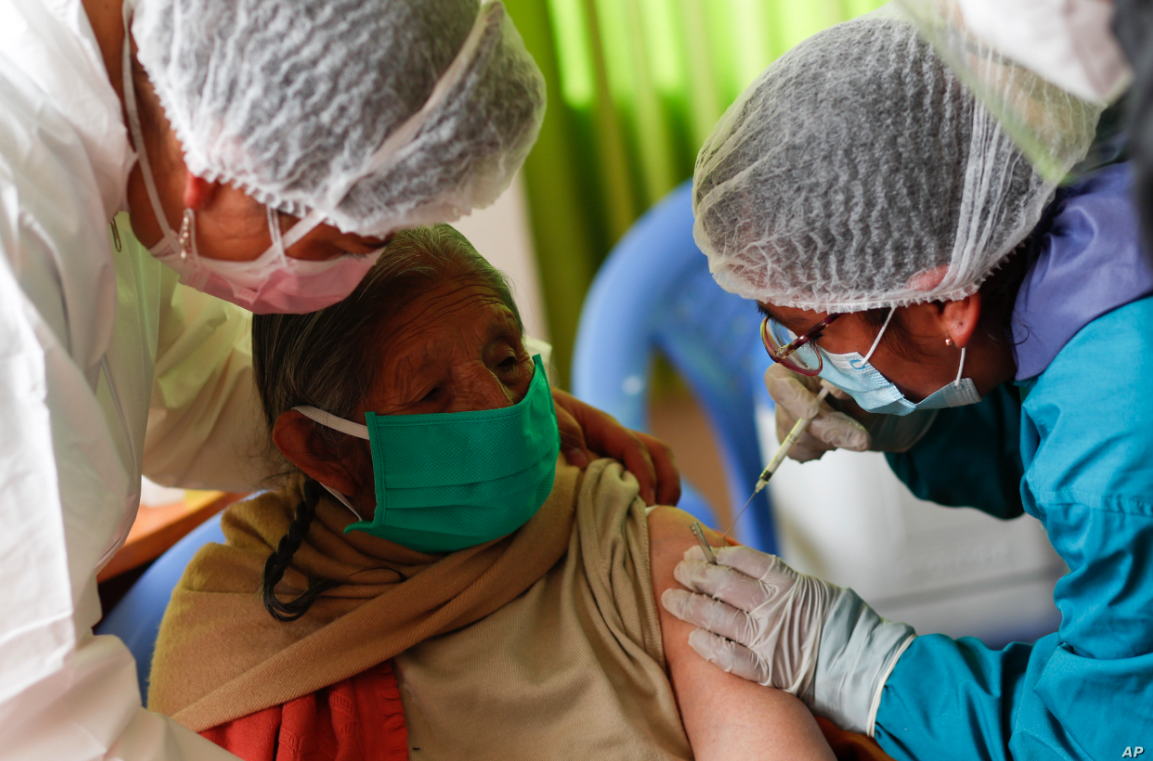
[645,507,725,674]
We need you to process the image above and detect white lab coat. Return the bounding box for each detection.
[0,0,264,758]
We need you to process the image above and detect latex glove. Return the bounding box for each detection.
[765,364,938,462]
[766,364,870,461]
[662,545,915,735]
[661,544,834,694]
[551,389,681,506]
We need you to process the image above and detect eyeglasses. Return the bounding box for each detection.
[760,313,841,376]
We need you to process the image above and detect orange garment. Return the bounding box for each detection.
[200,661,409,761]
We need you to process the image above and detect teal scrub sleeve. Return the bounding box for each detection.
[884,384,1025,519]
[874,508,1153,760]
[874,298,1153,760]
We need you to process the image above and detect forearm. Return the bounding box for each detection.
[144,282,269,492]
[873,633,1037,761]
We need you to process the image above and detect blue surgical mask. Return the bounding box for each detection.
[817,308,980,416]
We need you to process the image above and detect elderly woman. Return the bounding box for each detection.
[664,9,1153,761]
[146,226,875,761]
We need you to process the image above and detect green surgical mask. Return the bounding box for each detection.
[295,355,559,553]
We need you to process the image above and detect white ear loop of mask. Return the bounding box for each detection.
[861,305,967,386]
[294,405,370,520]
[122,2,182,254]
[266,206,283,254]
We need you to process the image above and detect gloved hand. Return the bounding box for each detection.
[663,543,832,693]
[662,544,915,735]
[765,364,938,462]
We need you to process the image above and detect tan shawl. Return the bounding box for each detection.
[150,457,581,730]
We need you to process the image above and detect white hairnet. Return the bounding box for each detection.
[693,9,1076,313]
[132,0,545,236]
[896,0,1105,183]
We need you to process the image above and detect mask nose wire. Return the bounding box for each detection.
[861,306,896,364]
[267,206,286,261]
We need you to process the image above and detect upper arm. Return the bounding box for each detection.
[1021,298,1153,657]
[647,507,835,761]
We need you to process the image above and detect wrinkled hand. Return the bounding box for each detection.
[551,389,681,506]
[660,544,835,695]
[766,364,870,462]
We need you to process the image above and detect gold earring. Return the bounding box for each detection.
[945,336,954,347]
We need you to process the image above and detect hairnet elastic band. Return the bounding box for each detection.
[360,3,496,179]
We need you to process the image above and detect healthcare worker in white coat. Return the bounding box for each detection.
[664,9,1153,761]
[0,0,678,758]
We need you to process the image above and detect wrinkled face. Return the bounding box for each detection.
[357,274,533,418]
[271,270,534,519]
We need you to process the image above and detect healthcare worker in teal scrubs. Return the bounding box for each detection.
[662,11,1153,761]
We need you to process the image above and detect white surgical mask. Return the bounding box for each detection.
[121,5,383,314]
[817,308,981,416]
[957,0,1132,105]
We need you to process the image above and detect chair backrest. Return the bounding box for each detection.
[571,181,777,552]
[96,512,226,704]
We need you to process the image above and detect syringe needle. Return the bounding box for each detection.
[722,384,833,541]
[722,487,762,543]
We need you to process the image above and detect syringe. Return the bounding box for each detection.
[721,382,834,542]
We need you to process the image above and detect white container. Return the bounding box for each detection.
[754,402,1065,645]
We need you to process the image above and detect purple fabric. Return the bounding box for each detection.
[1012,163,1153,380]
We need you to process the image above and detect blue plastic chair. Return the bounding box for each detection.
[96,512,226,704]
[572,181,777,553]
